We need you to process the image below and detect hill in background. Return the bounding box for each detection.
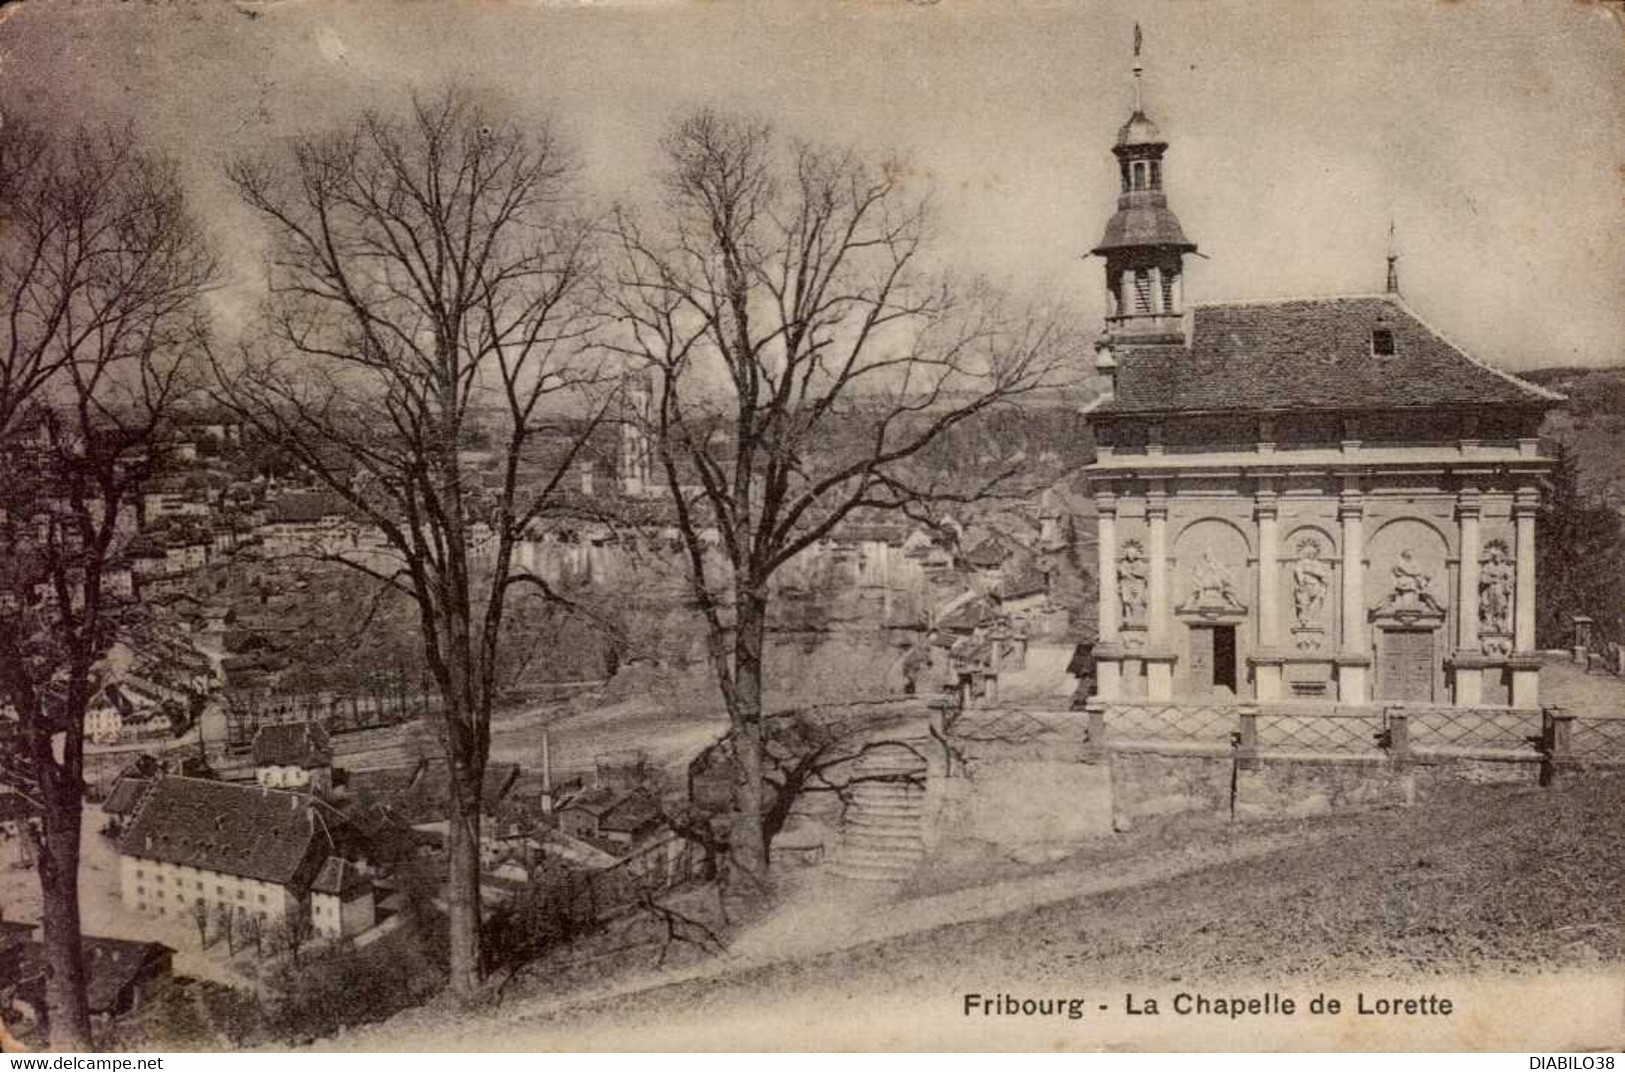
[1526,366,1625,509]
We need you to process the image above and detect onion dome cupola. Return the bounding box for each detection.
[1091,27,1196,343]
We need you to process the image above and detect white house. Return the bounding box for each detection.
[308,857,375,940]
[117,776,370,940]
[251,721,333,793]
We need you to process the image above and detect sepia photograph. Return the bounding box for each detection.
[0,0,1622,1055]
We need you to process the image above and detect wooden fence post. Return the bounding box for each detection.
[1236,704,1259,770]
[1085,699,1106,747]
[1541,705,1572,787]
[1385,708,1409,771]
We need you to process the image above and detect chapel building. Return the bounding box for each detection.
[1084,55,1561,712]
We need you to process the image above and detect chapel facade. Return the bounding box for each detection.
[1084,56,1561,713]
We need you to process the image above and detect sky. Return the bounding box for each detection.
[2,0,1622,371]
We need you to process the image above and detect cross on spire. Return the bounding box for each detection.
[1385,218,1401,294]
[1132,22,1145,112]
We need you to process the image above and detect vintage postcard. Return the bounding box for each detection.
[0,0,1622,1054]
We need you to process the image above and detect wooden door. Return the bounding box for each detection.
[1188,626,1215,695]
[1213,626,1238,693]
[1379,629,1434,702]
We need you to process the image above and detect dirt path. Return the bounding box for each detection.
[326,821,1342,1052]
[1541,657,1625,716]
[325,773,1625,1052]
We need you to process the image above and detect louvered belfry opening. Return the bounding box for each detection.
[1092,95,1195,341]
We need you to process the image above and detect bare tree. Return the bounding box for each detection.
[277,905,314,968]
[191,899,211,948]
[606,111,1079,884]
[215,88,607,1001]
[214,902,237,956]
[240,909,265,959]
[0,121,216,1049]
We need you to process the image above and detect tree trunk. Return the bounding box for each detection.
[445,759,485,1003]
[729,592,770,884]
[38,793,92,1050]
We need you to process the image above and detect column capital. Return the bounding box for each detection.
[1338,490,1365,520]
[1144,478,1169,518]
[1254,477,1281,517]
[1456,489,1482,518]
[1513,487,1541,516]
[1094,488,1119,516]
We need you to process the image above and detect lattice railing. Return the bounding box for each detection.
[1407,706,1543,753]
[1101,701,1237,743]
[949,708,1077,744]
[1255,710,1385,755]
[1569,715,1625,762]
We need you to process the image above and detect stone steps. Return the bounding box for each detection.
[829,764,928,886]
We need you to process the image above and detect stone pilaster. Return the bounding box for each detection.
[1144,480,1174,701]
[1254,480,1284,702]
[1512,487,1540,708]
[1337,480,1369,704]
[1094,486,1122,700]
[1454,489,1483,706]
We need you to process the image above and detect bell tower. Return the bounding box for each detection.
[1091,27,1197,344]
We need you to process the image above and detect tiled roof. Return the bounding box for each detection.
[252,722,332,768]
[963,533,1017,569]
[599,791,662,835]
[118,776,336,888]
[1001,562,1049,602]
[560,785,624,819]
[266,492,349,525]
[310,856,370,897]
[934,590,1000,634]
[1101,295,1562,415]
[102,777,153,817]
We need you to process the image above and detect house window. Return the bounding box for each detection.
[217,885,225,896]
[1131,161,1147,190]
[1371,328,1396,356]
[238,890,245,900]
[259,894,267,904]
[136,885,145,896]
[1149,160,1162,189]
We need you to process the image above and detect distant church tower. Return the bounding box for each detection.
[1091,30,1196,344]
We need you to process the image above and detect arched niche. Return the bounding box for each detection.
[1282,525,1337,652]
[1172,517,1252,699]
[1364,517,1451,703]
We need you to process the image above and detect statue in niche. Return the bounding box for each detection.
[1291,539,1331,628]
[1479,540,1514,636]
[1379,549,1444,615]
[1189,549,1241,609]
[1117,540,1148,625]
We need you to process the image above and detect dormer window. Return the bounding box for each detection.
[1371,328,1396,357]
[1132,161,1148,191]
